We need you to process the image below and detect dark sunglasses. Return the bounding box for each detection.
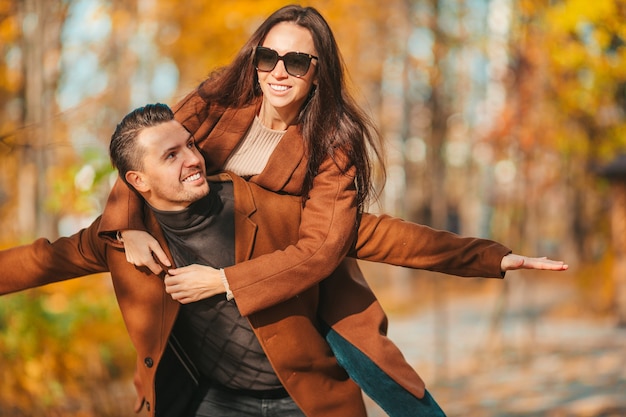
[254,46,318,77]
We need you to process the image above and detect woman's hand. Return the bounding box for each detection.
[120,230,171,275]
[164,265,226,304]
[500,254,568,272]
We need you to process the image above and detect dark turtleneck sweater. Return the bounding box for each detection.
[151,181,282,391]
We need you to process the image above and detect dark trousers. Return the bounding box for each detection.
[184,381,306,417]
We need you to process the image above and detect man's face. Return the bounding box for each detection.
[128,120,209,211]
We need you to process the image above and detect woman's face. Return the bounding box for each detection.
[257,22,318,129]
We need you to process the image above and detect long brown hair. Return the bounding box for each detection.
[199,5,385,210]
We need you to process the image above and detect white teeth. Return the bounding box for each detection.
[183,173,201,182]
[270,84,289,91]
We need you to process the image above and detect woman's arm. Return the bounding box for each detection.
[225,155,359,317]
[352,213,567,276]
[352,213,510,277]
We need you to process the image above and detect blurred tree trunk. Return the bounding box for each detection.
[0,1,21,243]
[18,0,66,240]
[425,0,452,382]
[609,183,626,326]
[424,0,450,231]
[103,0,137,125]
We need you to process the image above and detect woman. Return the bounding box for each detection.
[101,5,384,313]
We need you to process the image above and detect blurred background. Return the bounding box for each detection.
[0,0,625,415]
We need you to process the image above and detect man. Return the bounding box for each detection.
[0,104,567,417]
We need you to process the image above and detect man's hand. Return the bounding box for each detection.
[164,265,226,304]
[120,230,171,275]
[500,253,568,272]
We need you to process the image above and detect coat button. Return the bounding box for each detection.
[146,401,150,411]
[144,357,154,368]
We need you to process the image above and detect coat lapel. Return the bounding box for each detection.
[203,104,258,172]
[207,173,258,264]
[144,209,177,270]
[253,124,307,192]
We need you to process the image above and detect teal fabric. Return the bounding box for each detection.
[324,327,447,417]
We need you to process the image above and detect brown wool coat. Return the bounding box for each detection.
[0,172,510,416]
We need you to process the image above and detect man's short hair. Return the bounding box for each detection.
[109,103,174,183]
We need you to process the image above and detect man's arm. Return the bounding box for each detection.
[0,216,110,295]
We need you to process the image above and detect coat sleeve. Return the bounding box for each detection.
[226,154,358,317]
[0,217,110,295]
[351,213,511,278]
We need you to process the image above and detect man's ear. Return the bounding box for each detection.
[125,171,149,193]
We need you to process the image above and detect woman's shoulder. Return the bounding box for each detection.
[172,84,231,132]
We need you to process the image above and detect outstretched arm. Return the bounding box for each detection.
[353,213,568,277]
[118,211,568,307]
[0,217,110,295]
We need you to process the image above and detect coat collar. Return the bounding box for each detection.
[145,173,261,269]
[205,100,307,193]
[254,123,306,192]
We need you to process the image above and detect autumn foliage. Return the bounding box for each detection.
[0,0,625,415]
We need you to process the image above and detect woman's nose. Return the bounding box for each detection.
[271,59,289,78]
